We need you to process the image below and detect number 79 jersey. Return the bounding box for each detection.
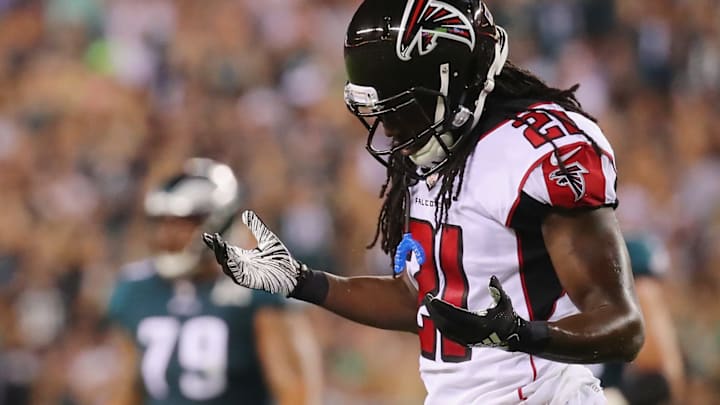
[108,260,284,405]
[405,103,618,404]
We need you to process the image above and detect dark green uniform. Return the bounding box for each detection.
[108,260,284,405]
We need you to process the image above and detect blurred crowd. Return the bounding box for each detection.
[0,0,718,404]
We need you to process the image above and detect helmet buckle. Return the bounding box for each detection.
[451,107,473,129]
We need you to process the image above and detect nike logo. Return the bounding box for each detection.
[549,145,583,166]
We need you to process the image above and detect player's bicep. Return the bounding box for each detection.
[542,208,636,312]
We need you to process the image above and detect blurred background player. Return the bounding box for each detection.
[106,158,321,405]
[599,235,684,405]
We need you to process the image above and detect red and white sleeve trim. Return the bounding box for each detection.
[522,142,617,209]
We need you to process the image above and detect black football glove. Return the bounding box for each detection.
[425,276,547,353]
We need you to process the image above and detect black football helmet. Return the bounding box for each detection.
[344,0,508,178]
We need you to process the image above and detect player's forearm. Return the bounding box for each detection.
[533,209,645,363]
[325,274,419,332]
[533,304,644,364]
[292,270,418,333]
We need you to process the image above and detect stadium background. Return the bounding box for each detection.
[0,0,718,403]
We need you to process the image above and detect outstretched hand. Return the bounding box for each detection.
[203,210,301,296]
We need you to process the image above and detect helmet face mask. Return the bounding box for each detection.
[345,83,458,177]
[344,0,508,179]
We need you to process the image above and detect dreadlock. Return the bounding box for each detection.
[368,61,602,264]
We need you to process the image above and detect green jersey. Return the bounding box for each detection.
[108,260,284,405]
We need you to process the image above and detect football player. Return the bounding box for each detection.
[107,158,320,405]
[204,1,644,403]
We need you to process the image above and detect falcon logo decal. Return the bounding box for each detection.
[396,0,475,61]
[549,162,589,202]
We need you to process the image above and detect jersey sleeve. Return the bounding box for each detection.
[522,142,618,210]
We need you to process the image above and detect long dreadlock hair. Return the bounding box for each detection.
[368,61,602,264]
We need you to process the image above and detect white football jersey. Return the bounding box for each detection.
[405,103,617,404]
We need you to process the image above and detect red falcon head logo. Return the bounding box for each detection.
[549,162,590,202]
[396,0,476,61]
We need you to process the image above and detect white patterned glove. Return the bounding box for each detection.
[202,210,301,296]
